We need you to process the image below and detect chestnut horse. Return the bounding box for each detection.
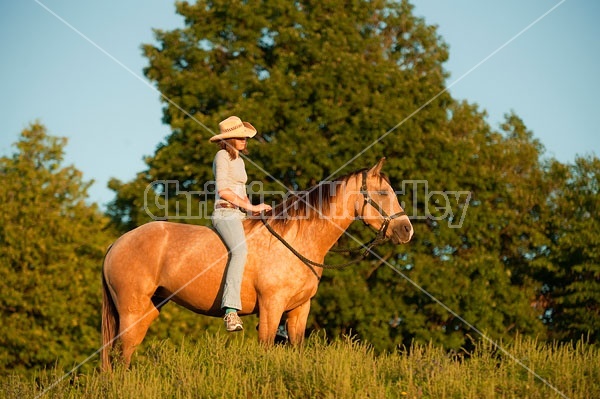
[101,158,413,370]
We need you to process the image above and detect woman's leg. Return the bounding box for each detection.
[212,211,248,311]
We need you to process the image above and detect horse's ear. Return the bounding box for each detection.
[368,157,386,176]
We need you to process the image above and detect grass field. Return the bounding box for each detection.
[2,333,598,398]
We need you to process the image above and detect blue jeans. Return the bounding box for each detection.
[212,209,248,311]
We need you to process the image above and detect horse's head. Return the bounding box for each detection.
[354,158,413,244]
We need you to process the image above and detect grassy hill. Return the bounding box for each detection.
[3,333,597,399]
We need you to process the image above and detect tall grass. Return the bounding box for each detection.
[2,333,598,399]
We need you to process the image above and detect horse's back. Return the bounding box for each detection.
[104,222,225,291]
[104,221,245,315]
[150,221,230,285]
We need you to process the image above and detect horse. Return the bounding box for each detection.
[101,158,413,370]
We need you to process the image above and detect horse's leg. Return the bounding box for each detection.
[257,300,286,345]
[118,298,160,367]
[286,300,311,345]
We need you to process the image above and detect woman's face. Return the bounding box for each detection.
[232,137,248,151]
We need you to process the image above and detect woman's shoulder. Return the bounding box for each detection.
[214,149,231,161]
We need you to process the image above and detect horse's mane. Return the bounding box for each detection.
[246,169,389,233]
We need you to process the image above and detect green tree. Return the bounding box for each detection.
[543,156,600,343]
[109,0,450,230]
[107,0,577,351]
[0,123,116,375]
[106,0,459,347]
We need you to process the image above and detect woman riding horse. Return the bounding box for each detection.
[101,157,413,370]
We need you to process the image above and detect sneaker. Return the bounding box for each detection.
[276,324,289,340]
[223,312,243,332]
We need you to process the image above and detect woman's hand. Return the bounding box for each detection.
[218,191,272,214]
[252,203,272,214]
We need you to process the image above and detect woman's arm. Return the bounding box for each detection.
[218,188,271,213]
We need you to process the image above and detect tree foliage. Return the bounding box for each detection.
[103,0,600,351]
[109,0,451,229]
[543,156,600,343]
[0,123,116,375]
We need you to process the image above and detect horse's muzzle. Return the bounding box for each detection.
[390,218,413,244]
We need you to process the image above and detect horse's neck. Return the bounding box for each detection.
[293,181,357,258]
[297,217,354,257]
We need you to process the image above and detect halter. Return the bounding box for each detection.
[359,170,407,242]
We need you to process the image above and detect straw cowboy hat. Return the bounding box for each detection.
[209,116,257,142]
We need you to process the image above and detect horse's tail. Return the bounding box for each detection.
[101,245,119,372]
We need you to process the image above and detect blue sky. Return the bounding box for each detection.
[1,1,598,209]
